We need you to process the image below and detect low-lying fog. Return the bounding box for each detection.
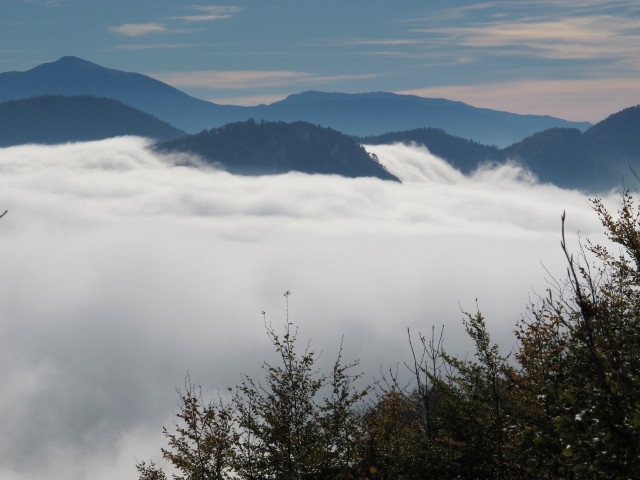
[0,137,612,479]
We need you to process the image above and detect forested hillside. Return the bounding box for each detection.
[155,119,398,181]
[0,95,184,146]
[363,105,640,191]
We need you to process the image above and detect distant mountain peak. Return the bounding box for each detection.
[274,90,474,111]
[56,55,90,64]
[34,56,99,70]
[29,55,113,75]
[279,90,427,104]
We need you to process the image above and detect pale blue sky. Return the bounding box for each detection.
[2,0,639,121]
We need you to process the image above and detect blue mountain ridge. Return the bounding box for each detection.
[0,56,591,147]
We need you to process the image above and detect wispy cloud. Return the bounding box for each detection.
[207,93,289,106]
[407,2,504,23]
[116,43,194,50]
[23,0,69,6]
[173,5,244,22]
[350,39,422,46]
[179,14,231,21]
[109,23,167,37]
[109,6,241,39]
[421,15,640,62]
[150,70,382,89]
[406,1,640,70]
[398,77,640,122]
[312,38,422,47]
[415,0,640,20]
[501,0,640,11]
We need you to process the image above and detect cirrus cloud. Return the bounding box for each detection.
[109,22,167,37]
[173,5,244,22]
[398,77,640,122]
[150,70,382,89]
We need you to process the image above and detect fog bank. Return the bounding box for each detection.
[0,138,609,479]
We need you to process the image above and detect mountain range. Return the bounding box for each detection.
[0,56,590,147]
[0,56,637,191]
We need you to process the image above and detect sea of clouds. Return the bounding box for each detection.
[0,137,614,479]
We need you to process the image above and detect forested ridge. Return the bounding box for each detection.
[360,105,640,191]
[138,193,640,480]
[155,120,398,181]
[0,95,185,146]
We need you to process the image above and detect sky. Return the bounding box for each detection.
[0,138,614,480]
[1,0,639,122]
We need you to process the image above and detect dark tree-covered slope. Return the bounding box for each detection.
[358,127,506,174]
[504,106,640,190]
[155,120,399,181]
[362,105,640,191]
[0,95,185,147]
[503,128,598,188]
[584,105,640,162]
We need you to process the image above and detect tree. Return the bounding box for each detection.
[233,292,368,480]
[233,317,325,480]
[139,293,368,480]
[509,193,640,478]
[137,375,237,480]
[136,460,167,480]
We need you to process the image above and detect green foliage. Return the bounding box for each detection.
[234,293,368,480]
[233,317,326,480]
[353,191,640,479]
[136,460,167,480]
[147,375,237,480]
[516,193,640,478]
[140,292,367,480]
